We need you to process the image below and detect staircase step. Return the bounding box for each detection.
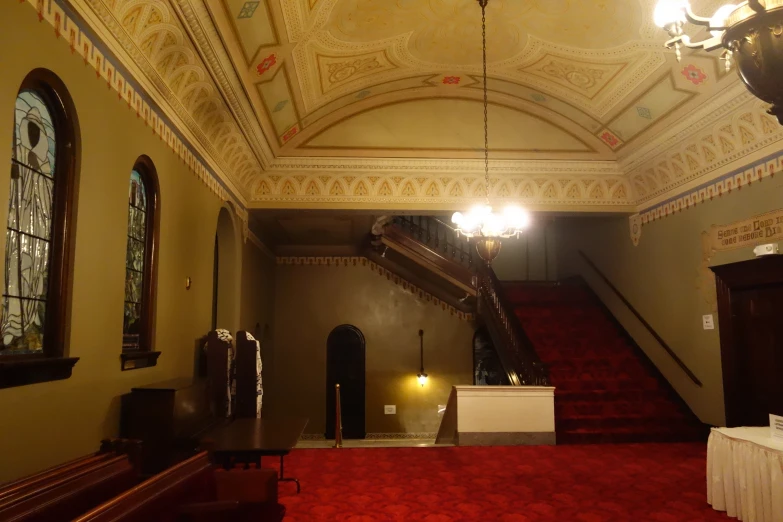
[504,281,703,445]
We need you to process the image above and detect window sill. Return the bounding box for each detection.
[120,351,161,371]
[0,357,80,389]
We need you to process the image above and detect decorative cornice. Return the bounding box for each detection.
[74,0,262,197]
[170,0,274,168]
[24,0,240,205]
[269,157,622,175]
[252,171,634,209]
[618,80,750,171]
[275,256,475,321]
[637,149,783,225]
[628,99,783,207]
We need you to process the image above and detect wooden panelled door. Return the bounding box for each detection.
[325,325,366,439]
[713,257,783,427]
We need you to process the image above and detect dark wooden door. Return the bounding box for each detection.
[713,257,783,427]
[325,325,366,439]
[731,285,783,425]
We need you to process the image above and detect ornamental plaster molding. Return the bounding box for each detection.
[76,0,262,195]
[170,0,274,167]
[628,99,783,206]
[252,171,634,209]
[618,79,751,170]
[20,0,243,206]
[269,158,622,176]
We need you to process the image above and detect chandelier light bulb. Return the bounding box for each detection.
[502,206,531,231]
[653,0,689,28]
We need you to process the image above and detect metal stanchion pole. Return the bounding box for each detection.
[334,383,343,448]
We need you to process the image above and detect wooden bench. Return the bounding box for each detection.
[0,440,140,522]
[73,452,284,522]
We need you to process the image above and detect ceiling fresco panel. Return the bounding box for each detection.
[258,68,300,138]
[222,0,278,64]
[607,74,694,144]
[304,99,594,153]
[53,0,763,210]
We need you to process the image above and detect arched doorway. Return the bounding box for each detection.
[212,206,240,333]
[325,325,366,439]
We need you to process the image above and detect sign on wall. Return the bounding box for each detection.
[710,209,783,252]
[698,209,783,313]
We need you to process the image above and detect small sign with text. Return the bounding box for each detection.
[770,414,783,440]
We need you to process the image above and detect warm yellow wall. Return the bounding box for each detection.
[556,173,783,427]
[269,262,474,435]
[0,3,228,482]
[239,241,275,343]
[492,221,557,281]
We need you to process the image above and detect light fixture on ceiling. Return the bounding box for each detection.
[417,329,428,387]
[451,0,530,265]
[654,0,783,124]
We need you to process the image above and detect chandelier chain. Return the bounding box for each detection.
[481,1,489,204]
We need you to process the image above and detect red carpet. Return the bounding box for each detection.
[504,283,703,444]
[276,444,728,521]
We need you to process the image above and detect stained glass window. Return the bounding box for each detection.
[123,169,149,352]
[1,90,57,354]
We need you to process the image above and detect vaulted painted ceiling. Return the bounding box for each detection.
[62,0,783,214]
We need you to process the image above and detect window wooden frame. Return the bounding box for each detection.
[120,155,160,371]
[0,69,80,388]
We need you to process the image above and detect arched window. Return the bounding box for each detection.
[121,156,158,366]
[0,70,79,387]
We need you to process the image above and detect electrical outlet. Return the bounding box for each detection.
[384,405,396,415]
[702,314,715,330]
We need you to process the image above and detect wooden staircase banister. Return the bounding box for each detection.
[476,267,550,386]
[578,250,702,388]
[382,216,549,386]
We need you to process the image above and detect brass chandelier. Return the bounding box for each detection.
[654,0,783,123]
[452,0,530,265]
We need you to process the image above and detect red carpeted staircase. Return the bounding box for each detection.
[505,281,704,444]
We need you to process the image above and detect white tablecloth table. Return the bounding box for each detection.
[707,427,783,521]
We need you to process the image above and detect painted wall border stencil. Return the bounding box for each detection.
[637,148,783,225]
[17,0,247,209]
[275,256,474,321]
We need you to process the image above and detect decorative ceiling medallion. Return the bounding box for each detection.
[256,53,277,76]
[520,55,627,100]
[681,64,708,86]
[316,50,396,94]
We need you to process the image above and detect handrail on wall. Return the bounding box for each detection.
[578,250,703,388]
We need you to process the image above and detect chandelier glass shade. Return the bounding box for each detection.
[452,205,530,239]
[451,0,530,261]
[654,0,783,124]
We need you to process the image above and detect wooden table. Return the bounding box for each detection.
[203,418,308,493]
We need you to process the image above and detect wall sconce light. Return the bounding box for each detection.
[417,329,428,387]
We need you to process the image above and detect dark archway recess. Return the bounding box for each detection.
[325,325,366,439]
